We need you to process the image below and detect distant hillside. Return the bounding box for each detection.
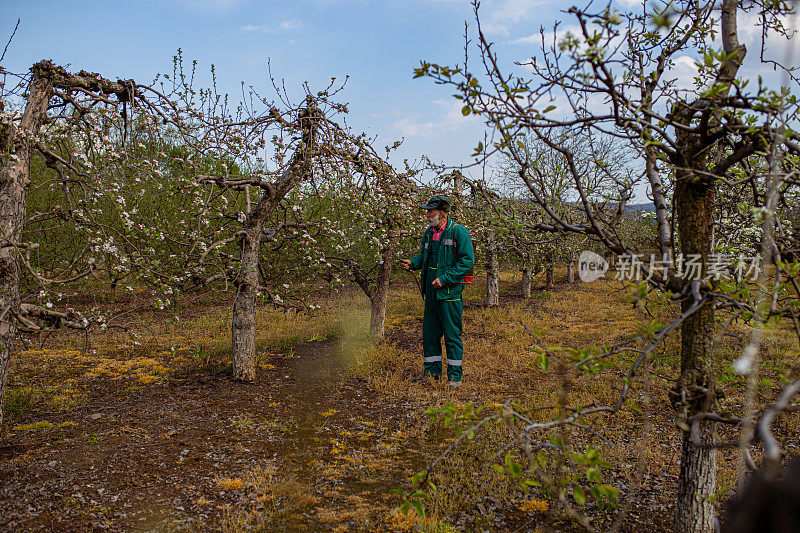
[626,202,656,212]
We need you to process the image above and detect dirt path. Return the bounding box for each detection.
[1,338,427,531]
[2,280,745,532]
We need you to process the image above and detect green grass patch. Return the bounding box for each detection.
[4,386,47,423]
[13,420,55,431]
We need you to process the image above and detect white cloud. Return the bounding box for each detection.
[698,10,799,86]
[439,98,481,124]
[481,0,553,36]
[393,99,480,139]
[665,55,701,93]
[614,0,644,8]
[169,0,247,13]
[200,0,241,8]
[736,11,798,67]
[240,20,303,33]
[481,23,513,36]
[394,117,439,138]
[511,24,581,47]
[279,20,303,30]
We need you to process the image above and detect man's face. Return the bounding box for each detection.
[426,208,443,227]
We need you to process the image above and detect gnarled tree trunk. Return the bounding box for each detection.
[231,223,264,381]
[484,229,499,306]
[369,291,388,339]
[230,108,318,381]
[368,229,398,339]
[451,169,464,219]
[672,177,717,533]
[368,261,391,339]
[670,2,744,529]
[521,267,531,299]
[0,69,54,426]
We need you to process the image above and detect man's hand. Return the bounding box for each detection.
[400,259,411,271]
[432,278,443,289]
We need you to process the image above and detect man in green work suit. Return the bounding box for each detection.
[400,195,474,388]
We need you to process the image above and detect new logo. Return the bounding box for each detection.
[578,251,608,282]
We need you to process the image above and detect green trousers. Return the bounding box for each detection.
[423,274,464,382]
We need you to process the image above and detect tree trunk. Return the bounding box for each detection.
[676,414,717,532]
[231,224,263,381]
[484,229,499,306]
[229,106,318,382]
[368,230,397,338]
[369,295,387,339]
[545,252,554,290]
[0,69,54,426]
[672,176,717,533]
[451,169,464,220]
[672,5,745,525]
[521,267,531,299]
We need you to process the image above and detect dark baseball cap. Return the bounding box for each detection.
[419,195,451,211]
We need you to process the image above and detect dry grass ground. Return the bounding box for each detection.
[3,289,420,531]
[3,292,347,428]
[359,269,800,531]
[2,271,798,531]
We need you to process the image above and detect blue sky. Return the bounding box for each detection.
[1,0,539,178]
[1,0,797,194]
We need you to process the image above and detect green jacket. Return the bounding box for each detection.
[409,218,474,300]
